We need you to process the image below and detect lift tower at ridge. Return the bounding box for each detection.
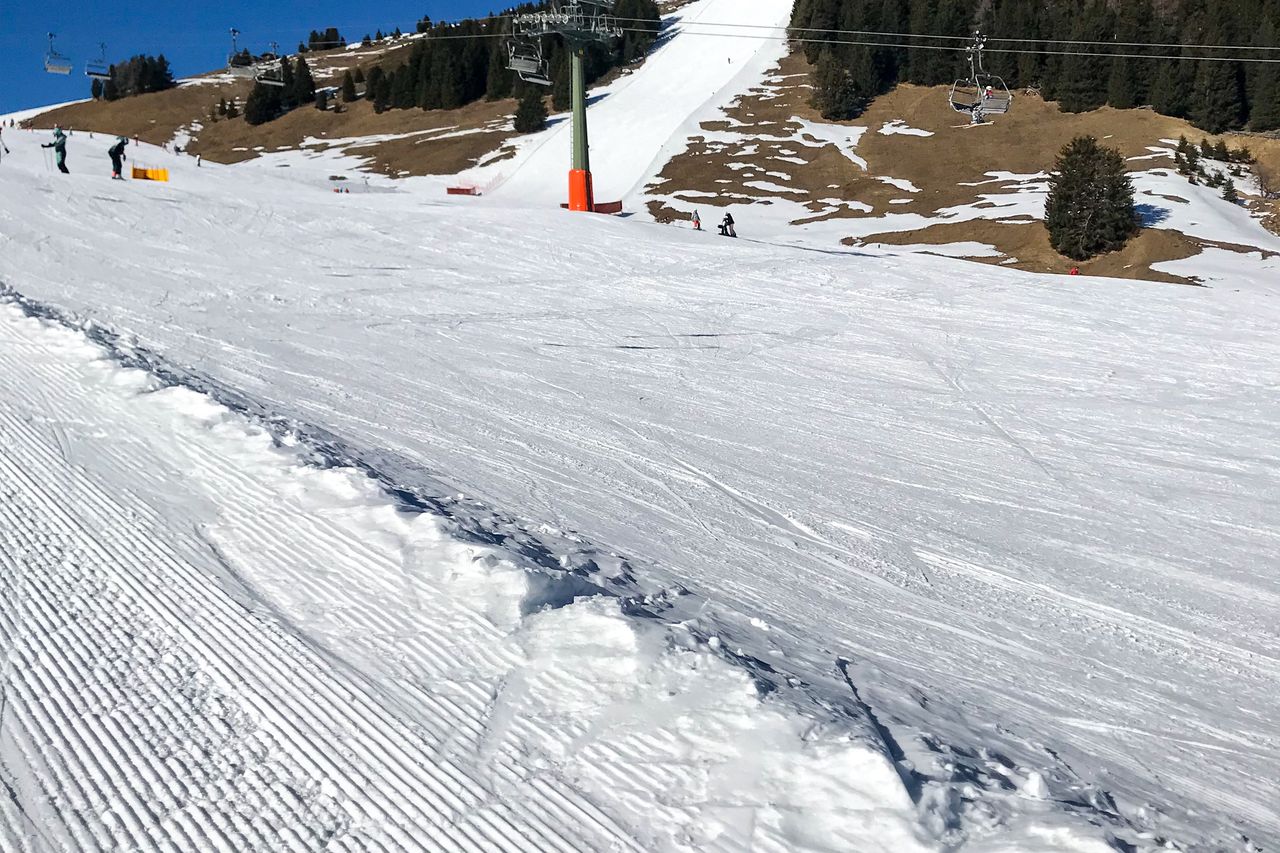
[507,1,621,212]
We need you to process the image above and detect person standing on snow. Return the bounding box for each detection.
[0,125,9,163]
[42,127,69,173]
[691,210,701,231]
[109,136,129,180]
[719,211,736,238]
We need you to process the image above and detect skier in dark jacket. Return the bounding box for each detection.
[109,136,128,179]
[718,211,737,238]
[42,127,69,173]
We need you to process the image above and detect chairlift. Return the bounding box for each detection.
[226,30,286,86]
[44,33,73,75]
[507,38,551,86]
[85,43,111,80]
[948,33,1012,124]
[227,29,255,77]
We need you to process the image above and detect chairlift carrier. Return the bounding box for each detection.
[506,1,622,85]
[948,33,1012,123]
[44,33,73,75]
[86,43,111,80]
[227,29,286,86]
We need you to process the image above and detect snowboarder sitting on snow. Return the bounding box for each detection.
[42,127,69,174]
[109,136,129,180]
[718,212,737,238]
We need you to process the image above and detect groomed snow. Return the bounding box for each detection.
[0,300,937,851]
[1,125,1277,852]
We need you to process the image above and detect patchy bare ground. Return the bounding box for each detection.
[647,51,1280,282]
[29,36,520,176]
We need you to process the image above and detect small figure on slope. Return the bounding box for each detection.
[718,211,737,238]
[691,210,701,231]
[42,127,69,173]
[109,136,129,180]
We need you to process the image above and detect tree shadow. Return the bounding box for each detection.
[1135,203,1171,227]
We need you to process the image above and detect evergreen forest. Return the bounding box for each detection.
[792,0,1280,132]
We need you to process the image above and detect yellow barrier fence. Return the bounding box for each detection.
[131,166,170,182]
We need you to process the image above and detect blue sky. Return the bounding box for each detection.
[0,1,501,113]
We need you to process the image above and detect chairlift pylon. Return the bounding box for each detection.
[44,33,73,75]
[948,32,1012,124]
[85,43,111,80]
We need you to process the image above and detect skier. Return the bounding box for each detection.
[718,212,737,238]
[691,210,701,231]
[42,127,69,174]
[0,125,9,163]
[109,136,129,180]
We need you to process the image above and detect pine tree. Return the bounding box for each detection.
[513,90,548,132]
[1149,58,1192,118]
[316,90,329,111]
[364,66,384,102]
[373,74,392,113]
[91,78,103,100]
[243,82,281,125]
[1054,1,1111,112]
[485,37,513,101]
[1249,19,1280,130]
[353,66,365,85]
[811,50,864,120]
[341,70,357,102]
[279,58,298,110]
[1222,178,1239,203]
[1191,57,1244,133]
[292,56,316,106]
[226,99,239,119]
[1044,136,1140,261]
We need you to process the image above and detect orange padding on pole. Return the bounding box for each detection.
[568,169,594,212]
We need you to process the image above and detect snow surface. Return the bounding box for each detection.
[879,119,934,138]
[470,0,795,205]
[0,301,934,851]
[1,125,1278,852]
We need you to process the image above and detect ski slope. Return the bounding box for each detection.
[0,300,932,852]
[475,0,793,205]
[1,122,1277,852]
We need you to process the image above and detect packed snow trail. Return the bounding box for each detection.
[0,303,937,852]
[476,0,793,205]
[2,128,1278,850]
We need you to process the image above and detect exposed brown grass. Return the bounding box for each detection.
[29,76,518,176]
[857,222,1200,283]
[647,51,1280,282]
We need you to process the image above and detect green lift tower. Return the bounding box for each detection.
[507,2,622,212]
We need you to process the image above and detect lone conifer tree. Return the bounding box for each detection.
[1044,136,1139,261]
[341,70,357,102]
[513,90,548,133]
